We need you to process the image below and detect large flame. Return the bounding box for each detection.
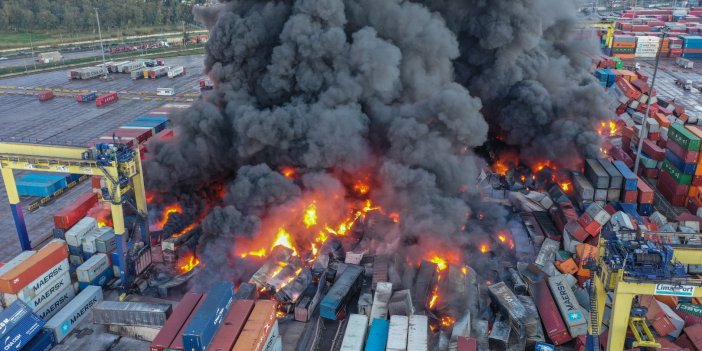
[156,204,183,229]
[353,180,370,195]
[597,120,619,137]
[172,222,197,239]
[272,228,298,256]
[304,203,317,228]
[429,256,448,271]
[179,254,200,273]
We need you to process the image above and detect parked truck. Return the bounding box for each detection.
[677,57,694,69]
[37,51,62,64]
[674,74,693,91]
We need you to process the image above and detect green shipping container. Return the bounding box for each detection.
[668,124,701,151]
[662,159,693,185]
[613,57,623,69]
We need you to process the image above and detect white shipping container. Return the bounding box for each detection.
[167,66,185,78]
[369,282,392,325]
[81,230,101,254]
[547,275,587,337]
[340,314,369,351]
[2,259,69,307]
[36,283,76,320]
[535,238,560,268]
[76,254,109,283]
[408,315,428,351]
[22,272,71,311]
[44,285,103,342]
[0,251,36,276]
[387,315,409,351]
[65,217,98,247]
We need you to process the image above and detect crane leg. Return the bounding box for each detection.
[1,168,30,250]
[607,291,634,351]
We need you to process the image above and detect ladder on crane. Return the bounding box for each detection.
[584,258,600,351]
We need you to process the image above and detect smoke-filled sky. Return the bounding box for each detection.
[145,0,610,283]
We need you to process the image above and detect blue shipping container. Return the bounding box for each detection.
[182,281,234,351]
[612,161,638,191]
[320,265,364,320]
[665,150,697,175]
[364,318,389,351]
[79,92,97,102]
[77,266,113,290]
[22,329,55,351]
[3,312,44,351]
[638,203,654,216]
[0,301,35,339]
[618,202,644,224]
[16,178,66,197]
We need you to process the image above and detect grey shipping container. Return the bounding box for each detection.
[584,159,610,189]
[488,315,510,351]
[96,229,117,253]
[518,295,545,348]
[340,314,369,351]
[386,315,409,351]
[597,159,623,189]
[36,283,76,320]
[44,285,103,342]
[547,275,587,337]
[487,282,537,337]
[408,315,428,351]
[572,174,594,202]
[92,301,172,327]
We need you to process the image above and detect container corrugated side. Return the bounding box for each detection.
[23,272,71,311]
[369,282,392,325]
[0,300,34,340]
[0,241,68,294]
[340,314,368,351]
[77,265,112,290]
[3,310,44,351]
[386,315,409,351]
[407,315,428,351]
[365,318,389,351]
[65,217,98,247]
[150,293,202,351]
[168,295,207,351]
[22,329,55,351]
[35,283,75,321]
[320,265,363,320]
[92,301,172,327]
[2,259,69,307]
[547,275,587,337]
[182,281,234,351]
[44,285,103,342]
[208,299,254,351]
[76,254,109,283]
[232,300,277,351]
[0,251,36,277]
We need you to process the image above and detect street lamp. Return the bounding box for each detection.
[633,26,669,175]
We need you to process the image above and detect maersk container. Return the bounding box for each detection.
[76,253,109,283]
[386,315,409,351]
[182,281,234,351]
[547,275,587,337]
[36,283,75,320]
[44,285,103,342]
[77,265,112,290]
[407,315,428,351]
[341,314,369,351]
[23,272,71,311]
[1,306,44,351]
[22,328,55,351]
[65,217,98,247]
[365,318,389,351]
[92,301,172,327]
[320,265,363,320]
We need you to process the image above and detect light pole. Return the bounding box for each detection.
[94,8,109,79]
[633,27,668,175]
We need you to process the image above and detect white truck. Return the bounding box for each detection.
[677,57,694,69]
[674,74,693,91]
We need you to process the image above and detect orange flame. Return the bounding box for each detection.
[440,315,455,327]
[304,203,317,228]
[97,220,107,227]
[272,228,298,256]
[240,248,267,259]
[179,255,200,273]
[389,212,400,223]
[494,160,509,176]
[480,244,490,253]
[172,222,197,239]
[597,120,619,137]
[281,167,296,178]
[560,181,571,192]
[156,204,183,229]
[353,180,370,195]
[429,256,448,271]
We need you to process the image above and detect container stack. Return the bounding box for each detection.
[681,35,702,58]
[669,37,684,57]
[635,36,661,58]
[0,301,46,350]
[610,35,637,59]
[659,124,700,206]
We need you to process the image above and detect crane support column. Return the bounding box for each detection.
[607,288,634,351]
[1,168,31,251]
[107,164,130,289]
[131,149,149,244]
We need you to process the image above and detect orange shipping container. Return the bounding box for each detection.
[0,241,68,294]
[655,295,679,310]
[232,300,278,351]
[575,244,599,268]
[555,258,579,275]
[655,112,671,128]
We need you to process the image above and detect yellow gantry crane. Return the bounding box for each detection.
[589,21,616,49]
[0,141,148,289]
[593,232,702,350]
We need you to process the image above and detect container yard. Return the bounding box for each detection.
[2,2,702,351]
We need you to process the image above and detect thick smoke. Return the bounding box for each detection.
[144,0,608,284]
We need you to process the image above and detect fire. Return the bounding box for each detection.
[156,204,183,229]
[560,181,571,192]
[461,266,468,275]
[389,212,400,223]
[493,160,509,176]
[304,203,317,228]
[353,180,370,195]
[240,248,267,259]
[480,244,490,253]
[440,315,455,327]
[281,166,296,178]
[597,120,619,137]
[498,234,506,243]
[272,228,298,256]
[429,256,448,271]
[97,220,107,227]
[179,255,200,273]
[172,222,197,239]
[532,160,556,174]
[429,292,439,309]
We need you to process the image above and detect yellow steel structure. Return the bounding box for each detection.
[0,141,148,288]
[596,235,702,350]
[589,22,616,48]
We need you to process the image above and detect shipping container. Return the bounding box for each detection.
[182,281,235,351]
[65,217,98,247]
[0,241,68,294]
[547,275,587,337]
[457,337,477,351]
[150,293,202,351]
[0,300,38,340]
[612,160,639,190]
[10,270,71,312]
[684,324,702,351]
[0,304,44,351]
[488,282,537,337]
[76,253,109,283]
[232,300,279,351]
[573,174,595,202]
[208,299,255,351]
[598,159,624,188]
[386,315,409,351]
[340,314,369,351]
[44,285,103,343]
[167,294,207,351]
[662,159,693,185]
[38,90,55,102]
[488,316,510,351]
[535,238,560,268]
[669,123,701,151]
[92,301,172,327]
[518,295,545,347]
[0,251,36,278]
[369,281,392,325]
[533,281,571,345]
[167,66,185,78]
[35,283,75,321]
[320,265,363,320]
[96,92,119,107]
[53,193,98,230]
[22,329,55,351]
[77,265,112,290]
[365,318,390,351]
[533,211,562,241]
[75,92,97,102]
[407,315,428,351]
[585,159,610,188]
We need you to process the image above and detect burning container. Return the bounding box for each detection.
[386,315,409,351]
[340,313,369,351]
[44,285,103,343]
[208,299,255,351]
[547,275,587,337]
[182,281,235,351]
[92,301,172,327]
[0,240,68,295]
[365,318,390,351]
[232,300,280,351]
[320,265,364,320]
[150,293,203,351]
[22,329,55,351]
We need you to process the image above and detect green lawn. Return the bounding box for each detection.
[0,32,51,46]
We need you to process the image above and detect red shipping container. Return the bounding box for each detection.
[603,203,617,215]
[685,324,702,351]
[659,181,687,207]
[91,176,101,189]
[38,90,54,101]
[566,220,590,242]
[0,241,68,293]
[53,192,99,230]
[534,280,572,345]
[636,70,649,82]
[208,300,255,350]
[168,294,207,351]
[457,337,477,351]
[687,197,701,216]
[637,178,655,204]
[652,314,677,336]
[641,166,659,179]
[622,190,638,203]
[693,176,702,187]
[112,127,153,144]
[616,78,643,100]
[575,335,587,351]
[578,213,602,236]
[660,170,690,197]
[96,92,119,107]
[667,139,700,163]
[150,293,203,351]
[643,138,665,161]
[676,333,695,351]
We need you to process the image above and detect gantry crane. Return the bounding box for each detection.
[0,141,149,289]
[589,21,616,49]
[594,230,702,350]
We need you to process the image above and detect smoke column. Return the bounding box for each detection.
[144,0,609,283]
